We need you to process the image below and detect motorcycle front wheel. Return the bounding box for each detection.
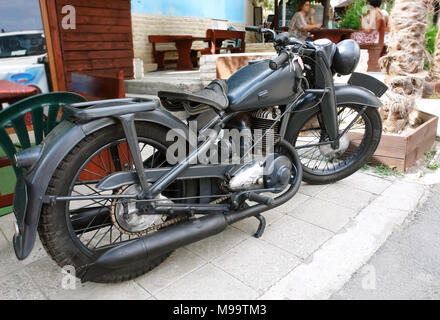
[38,123,197,283]
[289,104,382,185]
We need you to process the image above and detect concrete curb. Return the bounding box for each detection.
[260,180,426,300]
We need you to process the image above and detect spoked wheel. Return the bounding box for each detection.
[38,123,197,283]
[291,104,382,185]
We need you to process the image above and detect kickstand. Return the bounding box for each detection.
[254,214,266,238]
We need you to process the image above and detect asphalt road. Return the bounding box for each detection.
[332,183,440,300]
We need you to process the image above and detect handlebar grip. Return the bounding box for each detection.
[269,51,289,70]
[245,26,261,33]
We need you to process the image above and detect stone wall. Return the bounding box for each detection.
[131,13,256,72]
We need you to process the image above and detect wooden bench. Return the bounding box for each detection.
[149,35,210,70]
[71,70,126,101]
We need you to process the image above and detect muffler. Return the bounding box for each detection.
[78,213,228,282]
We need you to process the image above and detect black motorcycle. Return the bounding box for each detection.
[12,27,387,282]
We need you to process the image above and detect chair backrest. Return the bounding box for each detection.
[0,92,86,176]
[377,18,385,46]
[71,70,126,101]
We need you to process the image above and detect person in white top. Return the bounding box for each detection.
[351,0,384,44]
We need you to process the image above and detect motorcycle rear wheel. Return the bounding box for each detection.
[290,104,382,185]
[38,123,197,283]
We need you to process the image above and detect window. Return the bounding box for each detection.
[0,33,47,58]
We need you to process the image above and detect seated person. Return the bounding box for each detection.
[288,0,322,41]
[351,0,384,44]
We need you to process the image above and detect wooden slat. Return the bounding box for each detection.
[66,25,131,33]
[75,16,131,26]
[74,7,131,18]
[371,134,407,159]
[405,112,438,155]
[0,156,10,168]
[64,50,133,61]
[370,155,405,172]
[405,138,435,170]
[0,194,14,208]
[57,0,130,10]
[63,41,131,51]
[65,58,133,72]
[62,32,131,42]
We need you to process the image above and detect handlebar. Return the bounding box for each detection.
[269,51,290,70]
[245,25,316,70]
[245,26,277,41]
[245,26,261,33]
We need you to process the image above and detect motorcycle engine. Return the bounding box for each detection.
[228,154,292,191]
[225,106,291,192]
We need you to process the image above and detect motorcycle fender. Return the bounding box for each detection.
[13,109,189,260]
[334,84,383,108]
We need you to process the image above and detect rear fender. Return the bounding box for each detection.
[13,109,189,260]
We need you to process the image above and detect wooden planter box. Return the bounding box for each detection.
[371,111,438,171]
[349,111,438,171]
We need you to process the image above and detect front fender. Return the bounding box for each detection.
[13,109,189,260]
[335,84,383,108]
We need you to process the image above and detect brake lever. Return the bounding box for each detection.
[289,53,297,73]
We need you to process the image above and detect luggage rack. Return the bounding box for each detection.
[62,97,160,122]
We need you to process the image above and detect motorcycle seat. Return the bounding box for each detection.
[158,79,229,115]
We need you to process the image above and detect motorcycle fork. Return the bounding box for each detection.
[315,51,339,149]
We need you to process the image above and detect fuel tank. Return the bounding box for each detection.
[226,58,301,112]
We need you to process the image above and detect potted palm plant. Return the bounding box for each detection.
[374,0,438,171]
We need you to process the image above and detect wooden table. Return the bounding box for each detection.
[309,28,355,43]
[0,80,39,109]
[205,29,246,54]
[149,35,210,71]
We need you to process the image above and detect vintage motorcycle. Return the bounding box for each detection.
[12,27,387,282]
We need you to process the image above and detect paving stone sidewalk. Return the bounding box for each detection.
[0,170,425,300]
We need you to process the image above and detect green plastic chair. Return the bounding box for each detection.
[0,92,86,213]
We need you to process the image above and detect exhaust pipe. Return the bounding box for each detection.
[78,139,302,282]
[79,213,228,282]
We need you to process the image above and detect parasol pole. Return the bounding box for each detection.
[282,0,286,27]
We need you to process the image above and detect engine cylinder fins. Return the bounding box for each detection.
[250,107,282,155]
